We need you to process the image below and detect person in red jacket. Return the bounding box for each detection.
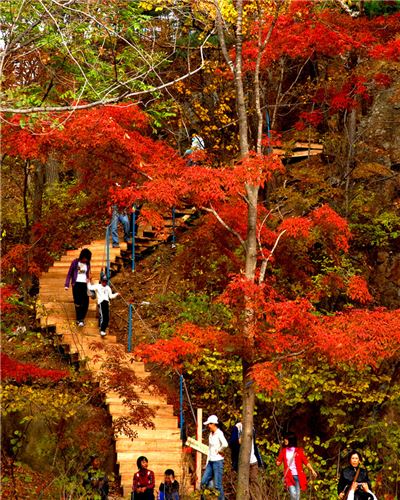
[276,433,317,500]
[132,456,155,500]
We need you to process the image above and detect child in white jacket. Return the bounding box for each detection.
[88,276,119,336]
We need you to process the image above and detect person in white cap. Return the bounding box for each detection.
[201,415,228,500]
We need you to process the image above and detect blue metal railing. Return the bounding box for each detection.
[131,207,136,272]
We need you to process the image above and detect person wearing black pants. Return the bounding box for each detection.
[73,282,89,323]
[64,248,92,327]
[88,276,119,336]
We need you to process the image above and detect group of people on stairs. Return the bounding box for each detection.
[64,248,119,336]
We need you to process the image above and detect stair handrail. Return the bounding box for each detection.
[131,205,136,272]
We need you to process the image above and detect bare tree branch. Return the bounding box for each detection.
[0,55,207,114]
[213,0,234,73]
[258,229,286,284]
[201,203,246,249]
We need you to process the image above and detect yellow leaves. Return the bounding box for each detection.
[218,0,238,24]
[1,384,81,420]
[139,0,237,25]
[138,1,152,9]
[191,0,237,25]
[174,81,185,94]
[193,101,210,122]
[138,0,165,10]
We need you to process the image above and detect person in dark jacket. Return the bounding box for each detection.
[338,450,372,500]
[158,468,179,500]
[64,248,92,327]
[83,455,109,500]
[229,422,263,500]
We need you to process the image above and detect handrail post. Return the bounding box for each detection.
[128,303,133,352]
[179,374,184,440]
[131,206,136,272]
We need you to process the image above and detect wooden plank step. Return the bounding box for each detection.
[272,147,323,157]
[109,406,177,419]
[56,333,118,344]
[115,438,181,451]
[39,302,98,311]
[118,456,182,472]
[106,391,173,404]
[115,418,179,431]
[172,207,196,215]
[294,141,323,150]
[108,400,174,410]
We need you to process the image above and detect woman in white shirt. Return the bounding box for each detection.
[200,415,228,500]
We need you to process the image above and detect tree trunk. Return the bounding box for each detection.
[345,107,356,217]
[23,160,30,242]
[236,183,259,499]
[234,0,258,496]
[235,0,249,158]
[237,362,256,499]
[45,153,60,185]
[31,160,45,236]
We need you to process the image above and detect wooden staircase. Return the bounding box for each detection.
[117,206,197,267]
[38,241,183,497]
[273,141,323,159]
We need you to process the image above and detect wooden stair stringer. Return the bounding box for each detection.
[38,240,183,497]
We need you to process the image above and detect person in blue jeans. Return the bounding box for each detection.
[201,415,228,500]
[111,205,130,248]
[276,433,317,500]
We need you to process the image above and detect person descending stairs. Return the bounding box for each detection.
[38,240,183,497]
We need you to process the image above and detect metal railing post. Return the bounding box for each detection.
[131,206,136,272]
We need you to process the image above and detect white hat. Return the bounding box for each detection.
[204,415,219,425]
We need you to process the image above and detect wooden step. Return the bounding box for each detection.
[118,455,182,472]
[115,438,181,452]
[109,406,178,419]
